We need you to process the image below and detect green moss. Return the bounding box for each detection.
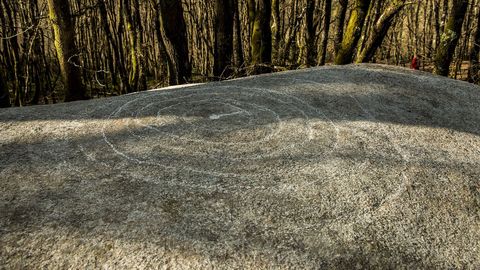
[440,29,457,44]
[251,17,262,64]
[334,0,370,65]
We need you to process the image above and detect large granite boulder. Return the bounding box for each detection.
[1,64,479,268]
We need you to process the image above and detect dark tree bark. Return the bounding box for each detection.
[468,4,480,82]
[305,0,317,66]
[433,0,441,50]
[28,0,46,105]
[1,0,23,106]
[319,0,332,65]
[113,0,133,94]
[357,1,407,63]
[278,0,302,65]
[0,72,10,108]
[249,0,272,64]
[47,0,87,101]
[151,0,169,85]
[433,0,468,76]
[214,0,235,78]
[98,0,125,93]
[272,0,281,62]
[233,0,244,67]
[158,0,192,84]
[334,0,371,64]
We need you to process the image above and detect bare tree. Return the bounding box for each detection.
[2,0,480,108]
[1,0,25,105]
[357,0,408,63]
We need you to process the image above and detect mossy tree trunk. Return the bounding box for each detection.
[334,0,371,65]
[433,0,468,76]
[47,0,87,102]
[122,0,139,92]
[334,0,349,57]
[158,0,192,85]
[249,0,272,65]
[214,0,235,79]
[121,0,147,92]
[357,1,407,63]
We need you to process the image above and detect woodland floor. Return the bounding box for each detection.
[0,64,479,269]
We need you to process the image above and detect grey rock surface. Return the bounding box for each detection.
[0,64,479,269]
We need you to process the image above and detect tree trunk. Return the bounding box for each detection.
[233,0,244,67]
[277,0,300,65]
[468,3,480,82]
[334,0,371,65]
[434,0,441,50]
[0,72,10,108]
[440,0,449,32]
[1,0,23,106]
[122,0,139,91]
[158,0,191,85]
[334,0,349,57]
[305,0,317,66]
[357,0,377,60]
[249,0,272,64]
[133,0,147,91]
[151,0,169,85]
[433,0,468,76]
[357,1,406,63]
[114,1,133,94]
[319,0,332,65]
[272,0,281,62]
[47,0,87,101]
[214,0,235,78]
[98,0,123,93]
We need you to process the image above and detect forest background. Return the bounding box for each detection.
[0,0,478,107]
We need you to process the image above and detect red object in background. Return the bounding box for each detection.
[411,56,419,70]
